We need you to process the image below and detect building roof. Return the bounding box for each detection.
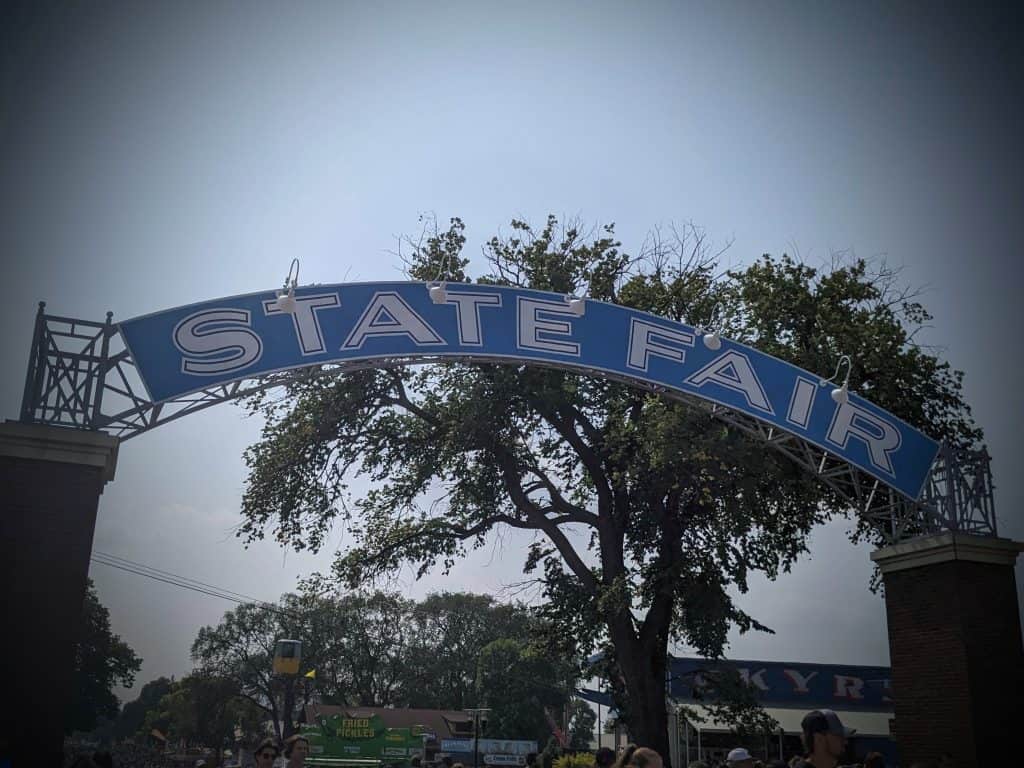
[303,705,474,739]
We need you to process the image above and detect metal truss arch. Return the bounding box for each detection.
[18,304,996,545]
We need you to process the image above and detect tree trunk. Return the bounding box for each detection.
[618,655,671,767]
[283,680,296,738]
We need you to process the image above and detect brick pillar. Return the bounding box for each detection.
[871,533,1024,768]
[0,422,119,768]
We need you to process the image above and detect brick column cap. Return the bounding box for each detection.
[871,531,1024,573]
[0,421,119,482]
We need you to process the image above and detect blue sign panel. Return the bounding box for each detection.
[578,657,893,713]
[118,282,939,498]
[668,657,893,712]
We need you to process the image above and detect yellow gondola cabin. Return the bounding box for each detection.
[273,639,302,675]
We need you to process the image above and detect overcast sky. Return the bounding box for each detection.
[2,1,1021,701]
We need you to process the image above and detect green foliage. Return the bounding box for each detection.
[554,753,595,768]
[112,676,174,740]
[191,585,573,742]
[67,579,142,734]
[143,673,263,748]
[566,700,596,750]
[540,736,563,768]
[476,638,571,742]
[191,588,333,739]
[681,667,778,737]
[237,215,980,748]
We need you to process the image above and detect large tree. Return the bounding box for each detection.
[238,216,979,760]
[403,591,532,710]
[67,578,142,734]
[192,585,572,740]
[191,591,328,739]
[144,672,264,750]
[111,675,174,741]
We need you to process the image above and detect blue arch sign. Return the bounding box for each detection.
[119,282,939,499]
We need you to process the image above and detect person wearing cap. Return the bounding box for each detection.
[796,709,854,768]
[726,747,755,768]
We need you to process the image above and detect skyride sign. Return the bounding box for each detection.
[118,281,939,499]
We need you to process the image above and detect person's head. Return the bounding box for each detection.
[726,748,755,768]
[625,747,663,768]
[411,757,422,768]
[255,737,280,766]
[526,754,537,768]
[284,734,310,764]
[801,709,854,760]
[595,748,616,768]
[614,744,638,768]
[863,752,885,768]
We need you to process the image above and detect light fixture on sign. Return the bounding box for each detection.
[697,302,725,350]
[428,282,447,304]
[820,354,853,404]
[426,245,456,304]
[275,258,300,314]
[565,295,586,316]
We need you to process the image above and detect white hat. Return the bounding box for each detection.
[726,748,753,764]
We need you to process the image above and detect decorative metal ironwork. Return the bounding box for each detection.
[18,305,997,544]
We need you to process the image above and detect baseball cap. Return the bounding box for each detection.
[726,748,753,763]
[801,709,856,738]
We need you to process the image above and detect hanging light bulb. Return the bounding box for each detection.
[820,354,853,405]
[275,286,296,313]
[699,302,724,350]
[831,382,849,404]
[275,258,300,314]
[428,282,447,304]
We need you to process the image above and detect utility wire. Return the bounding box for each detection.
[93,549,265,603]
[89,552,297,619]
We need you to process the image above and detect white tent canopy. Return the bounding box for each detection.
[678,704,891,737]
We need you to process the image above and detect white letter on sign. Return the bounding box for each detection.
[627,319,694,372]
[517,297,580,356]
[444,292,502,345]
[833,674,865,700]
[686,351,774,414]
[173,309,263,375]
[263,293,340,355]
[826,403,902,475]
[342,292,444,349]
[783,668,818,694]
[739,668,770,691]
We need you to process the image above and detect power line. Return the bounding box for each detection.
[89,552,297,619]
[94,549,265,603]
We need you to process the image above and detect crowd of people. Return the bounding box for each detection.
[66,708,950,768]
[65,740,176,768]
[65,734,310,768]
[593,709,946,768]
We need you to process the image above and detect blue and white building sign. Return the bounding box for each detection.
[118,281,939,499]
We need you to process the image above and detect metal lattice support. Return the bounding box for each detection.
[17,306,997,544]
